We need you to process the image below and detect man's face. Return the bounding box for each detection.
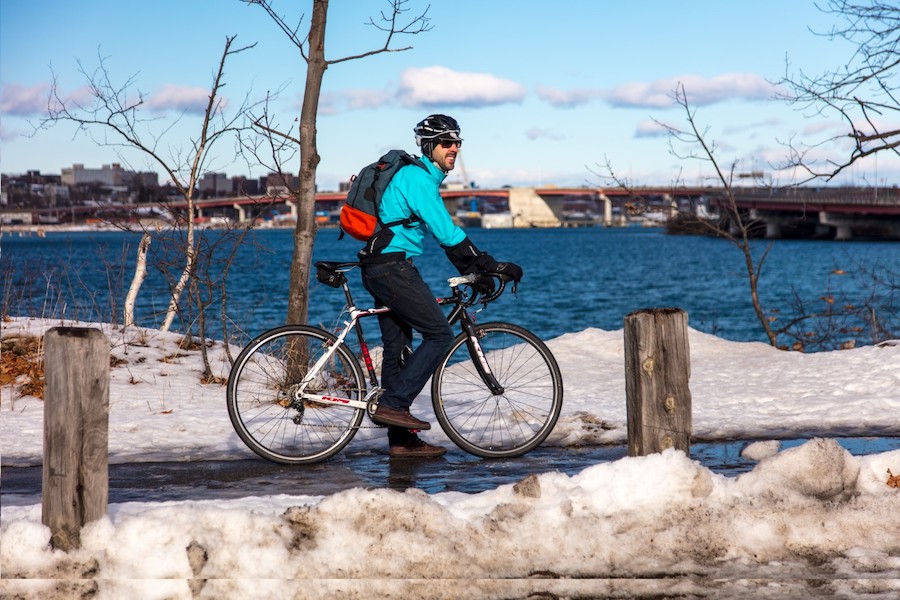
[431,138,460,172]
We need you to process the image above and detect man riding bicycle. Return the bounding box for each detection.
[359,114,523,457]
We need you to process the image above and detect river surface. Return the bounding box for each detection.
[3,225,897,349]
[2,226,898,503]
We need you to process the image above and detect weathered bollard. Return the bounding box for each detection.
[623,308,692,456]
[42,327,110,551]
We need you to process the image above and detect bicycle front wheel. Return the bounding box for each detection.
[432,322,563,458]
[227,325,366,465]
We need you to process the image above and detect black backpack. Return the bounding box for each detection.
[339,149,428,242]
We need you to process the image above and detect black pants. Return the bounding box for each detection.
[361,259,454,443]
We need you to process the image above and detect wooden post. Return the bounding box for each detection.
[624,308,692,457]
[42,327,110,551]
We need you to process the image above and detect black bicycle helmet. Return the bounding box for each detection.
[414,114,462,158]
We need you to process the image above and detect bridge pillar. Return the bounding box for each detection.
[664,194,677,218]
[507,188,563,228]
[819,211,853,240]
[601,193,612,226]
[766,221,781,238]
[232,204,247,222]
[835,224,853,241]
[820,210,900,240]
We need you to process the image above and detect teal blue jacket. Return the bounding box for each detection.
[373,156,466,258]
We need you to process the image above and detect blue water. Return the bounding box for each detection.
[3,226,897,349]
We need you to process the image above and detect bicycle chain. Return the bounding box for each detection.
[287,386,386,431]
[300,422,385,431]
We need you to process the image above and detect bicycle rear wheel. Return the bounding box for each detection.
[227,325,366,464]
[431,322,563,458]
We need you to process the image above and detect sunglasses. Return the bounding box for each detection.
[438,139,462,149]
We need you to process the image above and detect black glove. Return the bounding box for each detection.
[470,273,495,296]
[494,262,523,282]
[444,237,498,275]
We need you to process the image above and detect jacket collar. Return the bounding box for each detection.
[421,155,448,183]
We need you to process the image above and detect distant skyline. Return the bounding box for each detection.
[2,0,899,191]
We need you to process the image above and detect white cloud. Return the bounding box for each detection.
[342,88,393,111]
[606,73,779,109]
[317,91,340,116]
[0,83,50,116]
[397,66,526,108]
[317,89,393,115]
[1,82,99,118]
[605,81,678,109]
[1,82,96,117]
[536,74,778,110]
[3,79,221,119]
[146,84,217,114]
[534,85,600,108]
[316,68,526,114]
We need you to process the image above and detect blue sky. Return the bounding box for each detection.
[2,0,897,190]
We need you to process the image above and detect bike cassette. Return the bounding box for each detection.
[365,388,385,423]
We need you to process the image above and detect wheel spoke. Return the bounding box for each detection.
[433,323,562,458]
[227,326,366,464]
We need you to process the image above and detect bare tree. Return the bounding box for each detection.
[39,36,256,331]
[778,0,900,182]
[596,83,898,351]
[244,0,431,326]
[596,83,780,347]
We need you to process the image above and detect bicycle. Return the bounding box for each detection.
[226,260,563,465]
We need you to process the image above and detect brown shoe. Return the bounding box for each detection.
[371,405,431,430]
[389,435,447,458]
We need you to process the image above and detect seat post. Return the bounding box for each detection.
[341,278,356,308]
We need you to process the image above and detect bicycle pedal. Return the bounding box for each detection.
[366,388,385,423]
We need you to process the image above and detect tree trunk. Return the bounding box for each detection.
[123,233,151,327]
[285,0,327,325]
[161,218,196,332]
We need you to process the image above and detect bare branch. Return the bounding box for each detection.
[243,0,309,59]
[252,113,301,146]
[778,0,900,180]
[330,0,433,65]
[246,0,431,66]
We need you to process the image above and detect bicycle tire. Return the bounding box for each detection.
[227,325,366,465]
[431,322,563,458]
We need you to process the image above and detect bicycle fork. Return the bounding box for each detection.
[460,318,504,395]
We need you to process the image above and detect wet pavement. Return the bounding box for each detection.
[3,437,899,506]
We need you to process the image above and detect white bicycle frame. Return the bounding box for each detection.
[291,274,479,411]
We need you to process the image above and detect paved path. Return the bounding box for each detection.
[4,438,897,506]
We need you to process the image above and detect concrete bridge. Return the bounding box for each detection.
[188,186,640,228]
[710,187,900,240]
[10,185,898,240]
[187,185,898,239]
[188,187,613,228]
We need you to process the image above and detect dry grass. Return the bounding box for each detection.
[1,333,45,400]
